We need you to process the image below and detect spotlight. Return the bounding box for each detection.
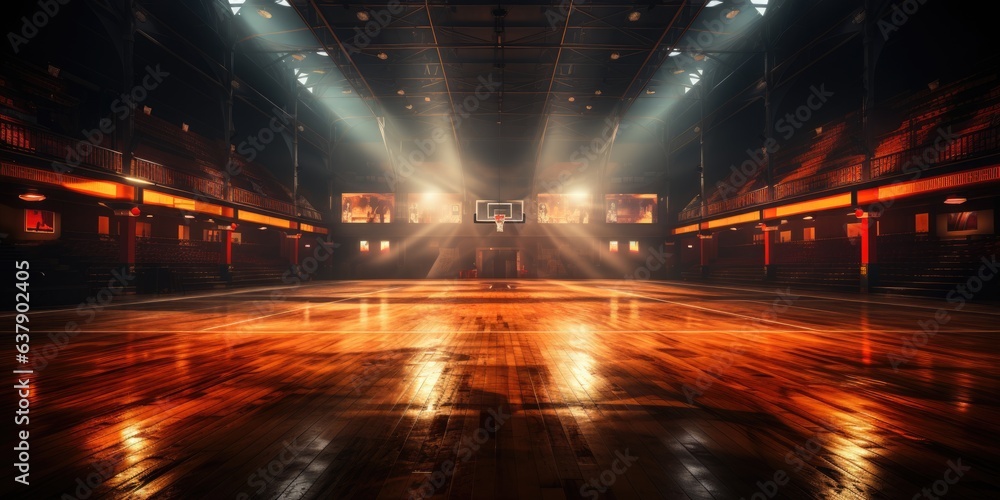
[143,106,152,115]
[585,105,593,110]
[610,52,621,60]
[146,214,154,218]
[47,65,60,77]
[803,215,814,220]
[182,123,190,132]
[405,104,413,110]
[184,214,196,219]
[627,11,641,21]
[259,226,268,230]
[928,80,940,91]
[356,10,370,21]
[944,196,966,205]
[291,53,306,61]
[726,8,740,19]
[645,88,656,95]
[377,51,388,60]
[19,190,45,202]
[594,89,602,95]
[424,96,431,102]
[397,89,405,95]
[257,8,272,18]
[124,176,153,185]
[568,96,575,102]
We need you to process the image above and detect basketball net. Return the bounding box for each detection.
[494,214,505,232]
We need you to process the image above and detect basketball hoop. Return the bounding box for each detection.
[494,214,505,232]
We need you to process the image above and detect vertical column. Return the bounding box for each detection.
[221,230,232,266]
[763,227,773,280]
[119,214,136,267]
[860,215,878,292]
[699,233,711,278]
[287,235,300,267]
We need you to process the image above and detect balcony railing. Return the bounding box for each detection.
[872,126,1000,178]
[232,187,296,216]
[0,118,122,173]
[708,187,770,215]
[132,157,224,199]
[1,118,324,223]
[774,163,862,200]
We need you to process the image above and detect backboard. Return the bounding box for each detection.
[474,200,525,223]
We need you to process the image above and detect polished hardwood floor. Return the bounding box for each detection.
[5,280,1000,499]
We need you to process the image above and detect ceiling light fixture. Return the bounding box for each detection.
[424,96,431,102]
[628,11,641,21]
[944,196,967,205]
[585,105,593,110]
[184,214,196,219]
[594,89,602,95]
[751,0,768,16]
[396,89,405,95]
[259,226,268,230]
[257,8,272,18]
[123,176,153,185]
[803,215,814,220]
[610,52,621,60]
[356,10,370,21]
[19,190,45,202]
[726,8,740,19]
[405,104,413,109]
[568,96,575,102]
[377,51,388,60]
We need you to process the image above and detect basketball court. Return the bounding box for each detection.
[13,280,1000,498]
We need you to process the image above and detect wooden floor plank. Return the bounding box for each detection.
[5,279,1000,499]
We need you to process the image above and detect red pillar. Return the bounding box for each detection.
[288,236,300,266]
[699,233,711,278]
[221,230,232,266]
[860,216,878,292]
[764,229,772,265]
[119,215,136,266]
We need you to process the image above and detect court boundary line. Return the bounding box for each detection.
[633,280,1000,316]
[200,286,403,331]
[551,281,819,331]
